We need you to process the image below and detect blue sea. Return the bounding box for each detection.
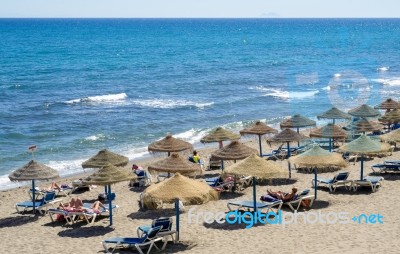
[1,18,400,189]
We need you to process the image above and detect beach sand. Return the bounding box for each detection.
[1,138,400,254]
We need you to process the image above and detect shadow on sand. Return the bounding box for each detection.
[0,215,40,228]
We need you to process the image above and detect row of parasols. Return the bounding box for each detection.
[7,99,400,226]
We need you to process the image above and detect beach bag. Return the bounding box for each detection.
[56,214,65,222]
[301,199,311,208]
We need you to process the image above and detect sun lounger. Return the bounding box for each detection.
[48,203,118,225]
[206,176,234,192]
[284,189,314,212]
[102,226,163,254]
[371,163,400,173]
[227,200,283,214]
[29,185,73,199]
[137,217,177,250]
[352,176,384,192]
[312,172,352,192]
[16,191,61,214]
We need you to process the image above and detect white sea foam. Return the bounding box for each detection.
[262,88,319,100]
[65,93,128,104]
[322,86,331,91]
[132,99,214,109]
[372,78,400,86]
[377,66,389,72]
[334,73,341,78]
[83,134,106,142]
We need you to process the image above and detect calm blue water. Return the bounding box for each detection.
[1,18,400,189]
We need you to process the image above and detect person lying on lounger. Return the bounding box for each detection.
[58,197,106,213]
[267,187,298,202]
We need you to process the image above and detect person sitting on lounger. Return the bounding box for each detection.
[267,187,298,202]
[48,181,62,191]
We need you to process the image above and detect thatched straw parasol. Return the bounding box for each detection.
[348,104,380,118]
[290,145,347,169]
[309,124,348,151]
[353,118,384,134]
[82,149,129,169]
[148,135,193,155]
[141,173,218,209]
[317,107,351,123]
[201,127,240,169]
[224,154,286,213]
[210,141,257,161]
[83,163,136,225]
[148,153,200,175]
[289,145,347,199]
[269,129,307,178]
[9,160,59,214]
[381,128,400,143]
[379,109,400,124]
[280,114,316,131]
[201,127,240,147]
[240,121,278,157]
[338,135,391,180]
[374,98,399,111]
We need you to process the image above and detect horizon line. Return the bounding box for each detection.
[1,17,400,19]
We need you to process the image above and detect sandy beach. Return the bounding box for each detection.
[1,138,400,254]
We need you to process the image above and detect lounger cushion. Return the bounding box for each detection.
[260,195,279,203]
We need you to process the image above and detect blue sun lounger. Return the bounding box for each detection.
[312,172,351,192]
[137,217,177,249]
[371,163,400,173]
[352,176,384,192]
[102,226,163,254]
[16,191,60,214]
[227,200,283,214]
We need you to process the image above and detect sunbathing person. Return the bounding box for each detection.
[267,187,298,202]
[84,200,107,214]
[58,197,84,211]
[48,181,62,191]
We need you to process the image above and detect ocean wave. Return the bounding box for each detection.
[83,134,106,142]
[334,73,341,78]
[132,99,214,109]
[65,93,128,104]
[262,88,319,100]
[377,66,389,72]
[372,78,400,86]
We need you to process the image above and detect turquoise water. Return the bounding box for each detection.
[1,18,400,189]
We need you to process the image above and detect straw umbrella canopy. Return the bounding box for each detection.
[338,135,391,180]
[309,124,348,151]
[352,118,384,134]
[379,109,400,124]
[224,154,286,213]
[83,163,137,226]
[210,141,257,161]
[240,121,278,156]
[290,145,347,199]
[317,107,351,123]
[374,98,399,111]
[200,127,240,147]
[290,145,347,169]
[148,135,193,156]
[9,160,59,214]
[381,128,400,143]
[82,149,129,169]
[142,173,218,209]
[148,153,200,175]
[268,129,307,178]
[348,104,380,118]
[280,114,316,132]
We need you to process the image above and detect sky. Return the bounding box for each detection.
[0,0,399,18]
